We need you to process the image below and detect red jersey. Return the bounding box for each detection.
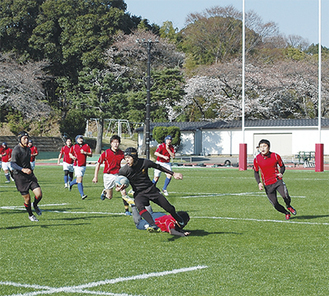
[253,152,284,186]
[155,143,175,163]
[1,147,12,162]
[97,148,124,174]
[70,143,92,166]
[155,214,176,233]
[29,146,38,161]
[60,145,73,164]
[0,147,3,160]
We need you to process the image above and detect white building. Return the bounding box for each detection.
[136,119,329,157]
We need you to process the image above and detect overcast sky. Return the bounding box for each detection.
[125,0,329,47]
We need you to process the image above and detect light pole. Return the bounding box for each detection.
[137,38,158,159]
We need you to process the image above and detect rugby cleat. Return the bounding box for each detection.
[287,206,297,215]
[147,225,161,233]
[122,195,135,206]
[81,195,88,200]
[162,189,169,196]
[100,191,106,200]
[29,215,39,222]
[124,210,132,216]
[285,213,291,220]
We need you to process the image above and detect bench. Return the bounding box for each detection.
[294,151,315,167]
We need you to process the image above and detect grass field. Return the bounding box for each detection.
[0,165,329,296]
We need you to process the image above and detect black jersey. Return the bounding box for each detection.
[11,144,32,173]
[119,158,173,194]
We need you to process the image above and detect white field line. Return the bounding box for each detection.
[194,216,329,226]
[169,192,306,199]
[0,265,208,296]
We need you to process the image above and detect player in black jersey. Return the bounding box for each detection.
[11,131,43,222]
[118,147,186,232]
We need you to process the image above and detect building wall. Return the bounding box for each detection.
[138,127,329,156]
[202,127,329,156]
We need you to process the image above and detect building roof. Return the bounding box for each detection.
[135,121,211,132]
[135,118,329,132]
[202,118,329,129]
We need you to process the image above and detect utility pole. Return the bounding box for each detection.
[136,38,158,159]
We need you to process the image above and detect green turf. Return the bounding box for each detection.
[0,166,328,295]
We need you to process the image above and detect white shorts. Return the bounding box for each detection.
[103,174,118,190]
[74,166,86,177]
[154,161,172,177]
[30,161,36,170]
[63,162,74,172]
[1,162,12,171]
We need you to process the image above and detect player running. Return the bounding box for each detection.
[69,135,92,199]
[1,142,13,183]
[28,140,38,170]
[117,147,186,232]
[11,131,43,222]
[57,138,74,188]
[92,135,131,215]
[253,139,297,220]
[152,135,175,196]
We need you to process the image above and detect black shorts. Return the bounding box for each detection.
[13,172,40,195]
[134,184,175,214]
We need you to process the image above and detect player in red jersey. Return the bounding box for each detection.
[69,135,92,199]
[57,138,74,188]
[28,140,38,170]
[152,135,175,196]
[253,139,297,220]
[0,143,3,172]
[130,204,190,236]
[1,142,13,183]
[92,135,131,215]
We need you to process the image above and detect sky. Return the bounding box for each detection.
[125,0,329,48]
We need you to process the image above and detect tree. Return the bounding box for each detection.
[181,57,329,121]
[0,0,43,58]
[29,0,129,78]
[106,30,185,122]
[74,68,129,153]
[152,126,180,147]
[0,53,52,119]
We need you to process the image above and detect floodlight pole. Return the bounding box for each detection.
[146,40,151,159]
[137,39,158,159]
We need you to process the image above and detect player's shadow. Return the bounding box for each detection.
[290,214,329,220]
[190,229,243,237]
[166,229,242,241]
[0,222,87,231]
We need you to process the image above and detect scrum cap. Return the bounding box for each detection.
[17,131,29,143]
[75,135,84,143]
[165,135,172,141]
[124,147,138,160]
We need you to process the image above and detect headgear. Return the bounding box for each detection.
[124,147,138,160]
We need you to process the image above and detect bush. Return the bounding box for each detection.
[6,112,30,134]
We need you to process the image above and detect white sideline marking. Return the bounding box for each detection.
[178,192,306,199]
[194,216,329,226]
[0,265,208,296]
